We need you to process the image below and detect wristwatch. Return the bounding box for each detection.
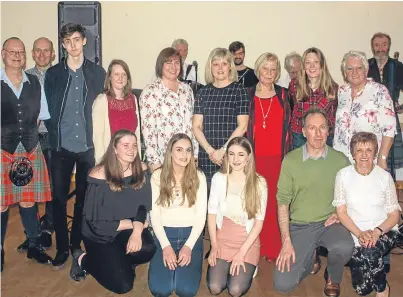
[380,155,387,160]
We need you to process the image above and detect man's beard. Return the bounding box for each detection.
[373,50,389,62]
[234,59,244,66]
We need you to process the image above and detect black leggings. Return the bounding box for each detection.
[82,228,156,294]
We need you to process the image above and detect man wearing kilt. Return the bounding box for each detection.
[1,37,53,272]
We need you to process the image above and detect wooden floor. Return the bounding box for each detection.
[1,199,403,297]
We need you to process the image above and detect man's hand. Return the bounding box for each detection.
[324,213,340,227]
[276,238,296,273]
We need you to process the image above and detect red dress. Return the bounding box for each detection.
[107,94,138,135]
[254,95,283,260]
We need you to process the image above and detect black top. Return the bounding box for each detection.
[237,67,259,88]
[1,73,41,154]
[82,173,152,244]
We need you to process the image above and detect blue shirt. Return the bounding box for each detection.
[1,68,50,120]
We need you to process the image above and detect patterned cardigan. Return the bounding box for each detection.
[247,84,293,160]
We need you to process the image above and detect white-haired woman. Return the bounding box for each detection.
[333,50,396,169]
[192,48,250,191]
[246,52,292,261]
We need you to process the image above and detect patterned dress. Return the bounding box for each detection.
[194,82,250,187]
[333,78,396,163]
[139,78,198,165]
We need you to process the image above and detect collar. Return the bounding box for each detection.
[63,56,87,70]
[1,68,31,84]
[302,144,328,162]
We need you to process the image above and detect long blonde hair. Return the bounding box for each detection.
[295,47,336,101]
[156,133,200,208]
[220,137,262,219]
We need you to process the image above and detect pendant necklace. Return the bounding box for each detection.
[257,97,273,129]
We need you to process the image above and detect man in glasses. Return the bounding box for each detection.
[44,23,105,273]
[1,37,53,271]
[17,37,56,253]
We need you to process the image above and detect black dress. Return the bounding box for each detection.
[194,82,250,186]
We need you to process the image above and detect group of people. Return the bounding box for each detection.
[1,21,403,297]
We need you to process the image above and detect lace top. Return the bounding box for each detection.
[332,165,401,246]
[108,94,138,135]
[223,180,249,226]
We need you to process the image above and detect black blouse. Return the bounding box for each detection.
[82,173,152,243]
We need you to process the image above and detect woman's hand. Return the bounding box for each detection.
[162,246,177,270]
[208,245,220,267]
[368,228,382,248]
[228,250,246,276]
[177,245,192,267]
[126,233,142,254]
[358,230,373,248]
[210,149,225,166]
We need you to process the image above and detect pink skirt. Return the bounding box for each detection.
[216,217,260,266]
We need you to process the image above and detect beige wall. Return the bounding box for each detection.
[1,1,403,99]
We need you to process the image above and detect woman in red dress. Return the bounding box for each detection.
[92,59,142,164]
[247,53,292,261]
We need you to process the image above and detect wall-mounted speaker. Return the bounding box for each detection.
[58,1,102,66]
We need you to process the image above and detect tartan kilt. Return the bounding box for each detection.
[388,118,403,171]
[1,142,52,207]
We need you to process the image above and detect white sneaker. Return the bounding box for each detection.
[253,266,258,278]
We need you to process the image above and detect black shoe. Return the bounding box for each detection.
[17,238,29,253]
[52,250,69,270]
[40,232,52,249]
[1,248,4,272]
[384,263,390,274]
[70,249,87,282]
[27,247,52,264]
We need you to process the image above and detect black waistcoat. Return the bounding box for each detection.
[1,73,41,154]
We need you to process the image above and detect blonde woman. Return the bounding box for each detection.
[207,137,268,297]
[193,48,250,191]
[289,47,338,149]
[92,59,142,165]
[148,133,207,297]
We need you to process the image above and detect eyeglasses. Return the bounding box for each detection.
[3,49,26,57]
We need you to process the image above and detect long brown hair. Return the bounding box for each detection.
[295,47,336,101]
[156,133,199,208]
[104,59,133,98]
[97,129,144,192]
[220,137,263,219]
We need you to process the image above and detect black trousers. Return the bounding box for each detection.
[39,133,53,232]
[82,229,156,294]
[51,148,94,252]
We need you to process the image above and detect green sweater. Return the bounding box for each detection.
[276,146,350,224]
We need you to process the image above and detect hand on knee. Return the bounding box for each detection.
[19,202,35,208]
[1,206,9,213]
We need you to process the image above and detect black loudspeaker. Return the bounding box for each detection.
[58,1,102,66]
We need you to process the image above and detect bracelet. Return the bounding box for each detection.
[375,226,384,235]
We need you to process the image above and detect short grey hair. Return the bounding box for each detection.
[172,38,188,48]
[302,107,329,128]
[284,52,302,71]
[341,50,369,73]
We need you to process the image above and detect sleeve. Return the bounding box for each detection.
[256,177,268,221]
[324,85,338,132]
[139,86,160,165]
[378,85,397,138]
[149,171,171,249]
[207,173,220,214]
[193,89,204,115]
[184,172,208,249]
[236,86,251,115]
[83,182,120,238]
[38,84,50,120]
[396,61,403,91]
[44,71,53,118]
[92,95,107,165]
[384,173,402,213]
[332,170,347,207]
[132,205,147,223]
[276,157,294,206]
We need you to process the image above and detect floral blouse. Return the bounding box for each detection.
[333,78,396,162]
[139,78,198,165]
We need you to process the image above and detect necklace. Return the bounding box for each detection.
[122,164,131,173]
[354,164,374,176]
[257,97,273,129]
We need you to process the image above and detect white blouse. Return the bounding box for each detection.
[208,172,268,234]
[332,165,401,246]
